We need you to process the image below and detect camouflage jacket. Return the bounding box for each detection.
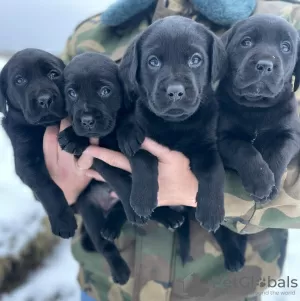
[61,1,300,300]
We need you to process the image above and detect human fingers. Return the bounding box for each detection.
[85,146,131,172]
[85,169,106,182]
[141,138,172,163]
[59,118,72,131]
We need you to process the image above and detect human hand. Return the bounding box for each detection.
[43,118,98,205]
[81,138,198,207]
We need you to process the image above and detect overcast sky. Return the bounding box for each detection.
[0,0,115,54]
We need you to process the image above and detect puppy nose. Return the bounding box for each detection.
[81,114,95,129]
[256,60,273,75]
[37,93,53,108]
[167,84,185,101]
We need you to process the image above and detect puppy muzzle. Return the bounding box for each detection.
[233,53,284,99]
[73,109,116,137]
[149,77,201,121]
[24,89,65,125]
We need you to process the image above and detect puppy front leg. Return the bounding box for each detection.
[129,150,159,217]
[151,207,185,230]
[16,160,77,238]
[188,149,225,232]
[101,202,127,241]
[261,132,300,200]
[219,138,275,202]
[117,117,145,157]
[58,126,89,156]
[92,159,148,225]
[213,226,247,272]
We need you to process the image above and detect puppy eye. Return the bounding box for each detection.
[15,75,27,85]
[241,37,252,48]
[99,86,111,97]
[48,70,60,80]
[188,53,202,68]
[148,55,161,68]
[68,88,77,99]
[281,41,291,53]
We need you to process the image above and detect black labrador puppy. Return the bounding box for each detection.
[218,14,300,203]
[58,53,187,276]
[59,52,185,227]
[0,49,77,239]
[118,16,226,232]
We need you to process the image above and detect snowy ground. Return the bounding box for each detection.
[2,241,80,301]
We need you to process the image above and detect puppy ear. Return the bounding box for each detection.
[210,34,228,88]
[0,64,8,116]
[293,31,300,92]
[119,35,141,99]
[221,19,243,48]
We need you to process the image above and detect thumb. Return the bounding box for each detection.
[141,138,172,163]
[76,138,99,170]
[43,125,59,168]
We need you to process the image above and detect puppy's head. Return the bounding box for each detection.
[119,16,227,122]
[64,53,122,138]
[222,14,300,108]
[0,48,66,124]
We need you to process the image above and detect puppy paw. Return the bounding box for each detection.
[268,185,279,200]
[224,250,245,272]
[131,204,154,218]
[242,163,275,202]
[195,196,224,232]
[58,128,89,156]
[130,185,158,218]
[252,184,279,204]
[111,259,131,285]
[164,211,185,230]
[50,207,77,239]
[117,123,145,157]
[126,210,149,226]
[101,222,122,241]
[196,212,223,232]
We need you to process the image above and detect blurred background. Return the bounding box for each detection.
[0,0,114,56]
[0,1,300,301]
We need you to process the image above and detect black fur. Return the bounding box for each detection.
[0,48,77,238]
[75,181,131,285]
[58,52,187,282]
[218,14,300,203]
[118,16,226,232]
[213,226,247,272]
[59,52,146,225]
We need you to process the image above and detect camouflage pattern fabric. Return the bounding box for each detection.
[60,0,300,300]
